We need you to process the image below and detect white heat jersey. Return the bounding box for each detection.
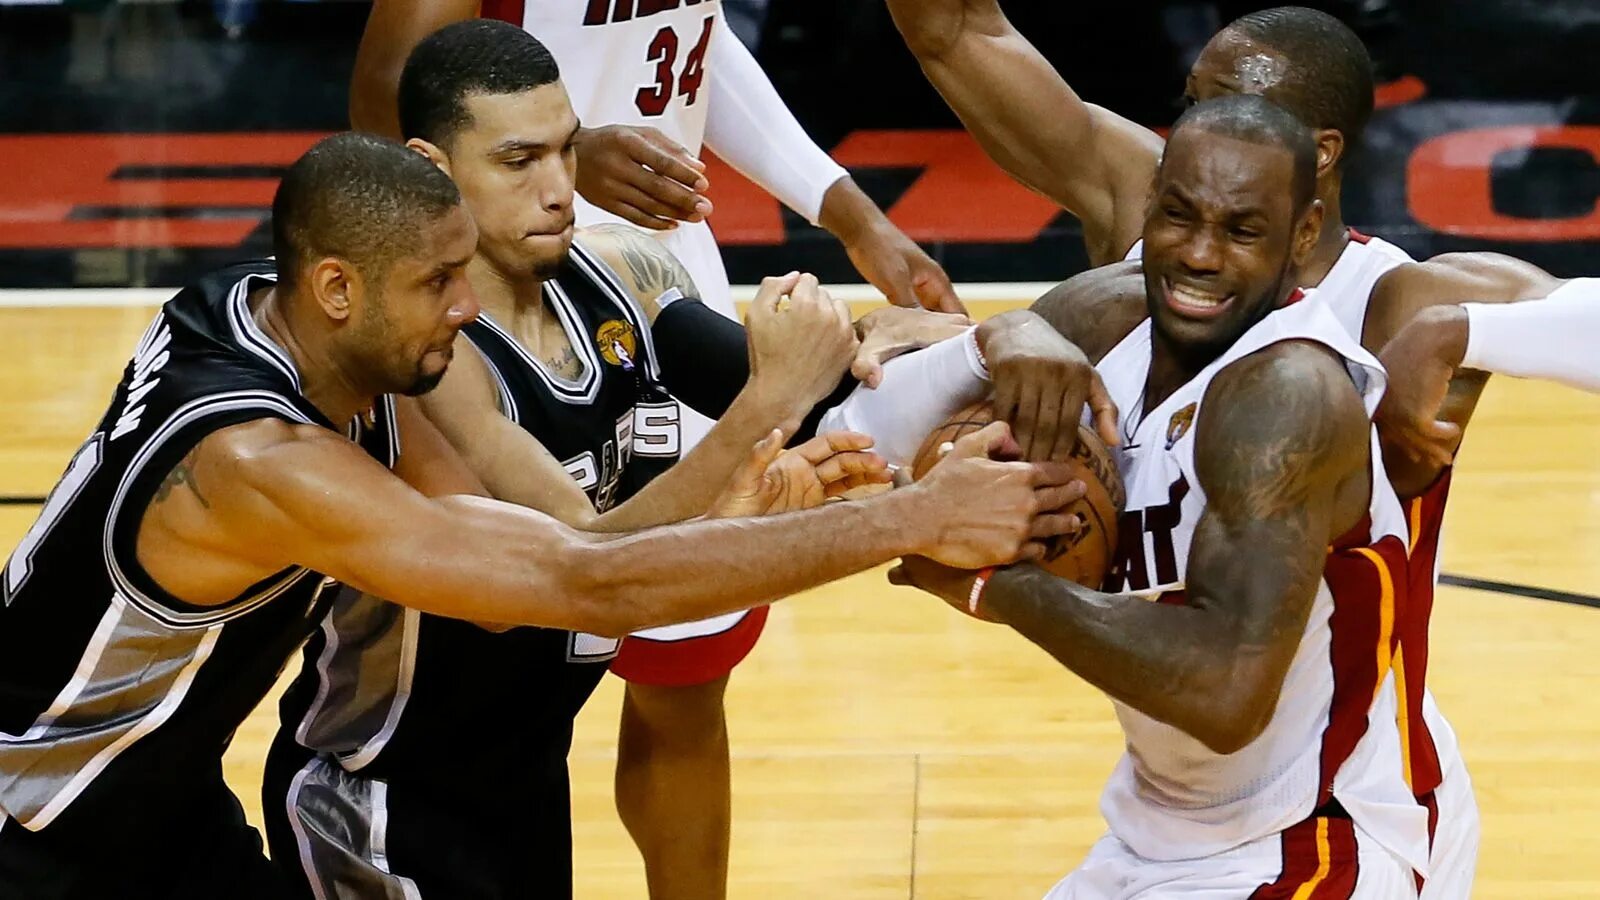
[1317,230,1413,339]
[488,0,734,319]
[1092,291,1430,874]
[1130,235,1462,799]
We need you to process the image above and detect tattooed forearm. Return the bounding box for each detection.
[978,342,1370,754]
[153,451,211,509]
[587,224,699,301]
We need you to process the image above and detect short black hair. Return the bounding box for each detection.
[271,132,462,292]
[399,20,562,147]
[1223,6,1375,161]
[1166,94,1318,213]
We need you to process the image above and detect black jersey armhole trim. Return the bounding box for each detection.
[103,393,322,630]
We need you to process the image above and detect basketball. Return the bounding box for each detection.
[910,402,1125,587]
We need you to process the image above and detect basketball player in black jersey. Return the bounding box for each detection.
[262,23,886,899]
[0,132,1088,900]
[265,22,1060,899]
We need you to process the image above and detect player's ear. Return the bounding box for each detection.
[407,138,452,178]
[1291,200,1325,268]
[309,257,358,323]
[1314,129,1344,178]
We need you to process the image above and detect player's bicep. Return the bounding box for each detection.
[185,422,448,594]
[1188,345,1368,640]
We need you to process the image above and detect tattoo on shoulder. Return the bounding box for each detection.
[1195,346,1365,521]
[588,224,699,301]
[153,449,211,510]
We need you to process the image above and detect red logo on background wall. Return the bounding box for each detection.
[0,126,1596,251]
[1408,126,1600,242]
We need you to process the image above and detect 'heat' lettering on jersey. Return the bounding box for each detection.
[584,0,708,26]
[1103,476,1189,594]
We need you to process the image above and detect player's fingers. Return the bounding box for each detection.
[831,289,854,337]
[1423,421,1463,467]
[787,272,823,308]
[850,355,886,389]
[1017,541,1048,563]
[814,451,889,486]
[610,181,700,223]
[744,429,786,471]
[752,272,802,318]
[947,420,1013,461]
[1032,479,1088,510]
[920,278,966,315]
[604,200,678,231]
[796,430,876,463]
[1087,374,1120,447]
[630,127,710,192]
[1034,384,1071,463]
[1012,377,1044,461]
[1030,512,1083,540]
[991,371,1020,440]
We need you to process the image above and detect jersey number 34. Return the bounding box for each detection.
[636,15,715,117]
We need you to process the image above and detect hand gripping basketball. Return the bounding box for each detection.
[908,421,1087,570]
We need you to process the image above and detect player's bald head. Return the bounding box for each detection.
[1164,95,1318,214]
[271,132,464,292]
[399,19,562,148]
[1195,6,1374,166]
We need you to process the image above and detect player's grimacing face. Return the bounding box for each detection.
[361,204,481,396]
[1141,132,1303,364]
[445,84,579,279]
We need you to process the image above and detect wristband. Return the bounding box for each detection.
[968,567,997,616]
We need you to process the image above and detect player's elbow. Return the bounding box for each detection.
[1185,680,1279,755]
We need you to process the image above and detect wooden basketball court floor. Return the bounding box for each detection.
[1,294,1597,898]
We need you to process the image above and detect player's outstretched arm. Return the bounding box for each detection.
[1376,279,1600,469]
[1366,253,1566,497]
[139,411,1080,636]
[893,342,1369,754]
[701,16,960,312]
[886,0,1163,265]
[350,0,477,137]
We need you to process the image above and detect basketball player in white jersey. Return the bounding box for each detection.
[887,4,1577,893]
[349,7,961,895]
[897,95,1429,898]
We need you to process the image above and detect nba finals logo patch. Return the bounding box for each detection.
[595,320,637,371]
[1166,403,1197,450]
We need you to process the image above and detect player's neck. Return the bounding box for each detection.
[468,256,548,331]
[1143,337,1203,415]
[252,286,372,426]
[1300,178,1351,288]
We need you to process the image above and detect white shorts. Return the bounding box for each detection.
[1419,751,1479,900]
[1044,817,1418,900]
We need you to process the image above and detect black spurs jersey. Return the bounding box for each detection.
[272,241,680,791]
[0,260,398,835]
